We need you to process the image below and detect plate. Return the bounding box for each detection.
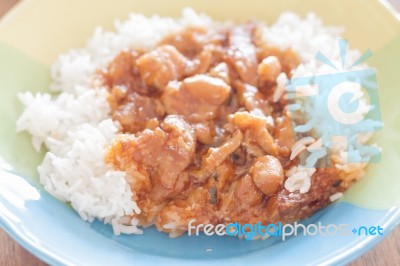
[0,0,399,265]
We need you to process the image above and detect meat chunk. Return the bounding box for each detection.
[155,186,218,237]
[188,47,213,75]
[161,28,207,58]
[209,62,231,84]
[184,75,231,105]
[266,168,343,224]
[235,82,272,115]
[112,93,159,133]
[250,155,284,196]
[256,46,300,77]
[226,23,258,86]
[155,158,236,236]
[274,114,295,158]
[161,74,231,122]
[161,27,225,58]
[101,51,149,95]
[193,122,214,145]
[107,115,195,201]
[234,174,264,209]
[187,44,227,76]
[136,45,189,92]
[257,56,282,89]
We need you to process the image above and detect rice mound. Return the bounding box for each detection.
[16,9,373,235]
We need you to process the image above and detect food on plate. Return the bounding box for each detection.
[17,9,377,237]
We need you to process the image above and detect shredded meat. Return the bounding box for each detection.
[101,22,346,237]
[191,130,243,183]
[230,111,278,156]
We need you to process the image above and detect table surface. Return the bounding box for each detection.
[0,0,399,265]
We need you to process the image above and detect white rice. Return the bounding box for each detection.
[290,136,315,160]
[272,72,288,103]
[307,137,323,152]
[17,8,214,234]
[284,166,316,194]
[16,9,372,234]
[329,192,343,202]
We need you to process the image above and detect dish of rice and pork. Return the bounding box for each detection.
[17,9,376,237]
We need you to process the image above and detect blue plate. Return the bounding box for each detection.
[1,0,400,265]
